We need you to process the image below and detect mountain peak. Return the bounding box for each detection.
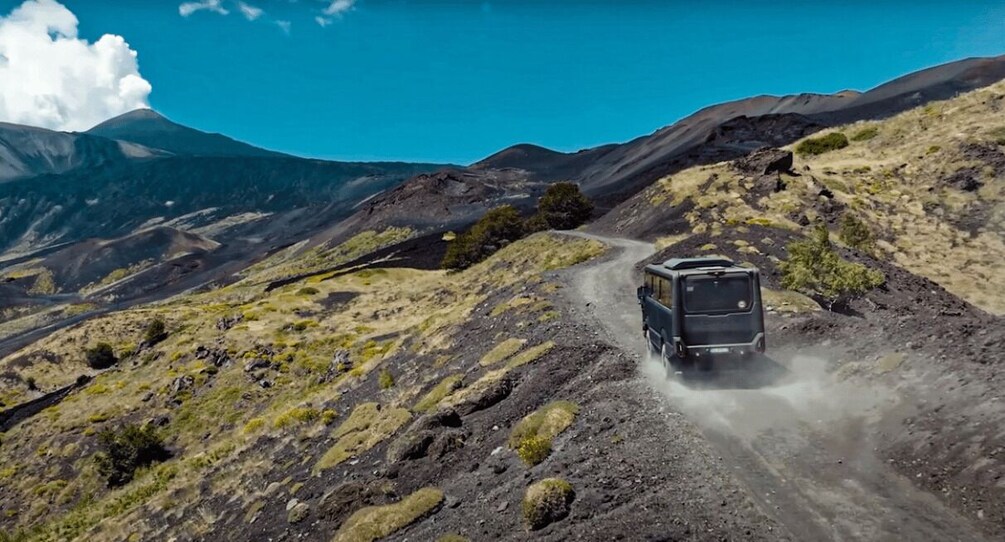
[87,109,286,158]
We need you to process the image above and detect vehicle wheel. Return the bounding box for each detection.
[661,343,673,378]
[645,331,657,356]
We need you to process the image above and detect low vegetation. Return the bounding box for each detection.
[412,375,463,413]
[509,401,579,465]
[522,478,575,530]
[315,403,412,472]
[781,224,885,310]
[479,338,526,366]
[441,205,525,270]
[332,487,443,542]
[527,181,594,231]
[795,132,849,156]
[850,126,879,141]
[94,424,171,487]
[443,183,594,270]
[84,343,117,370]
[838,213,875,252]
[142,318,167,345]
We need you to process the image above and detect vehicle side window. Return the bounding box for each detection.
[657,277,672,307]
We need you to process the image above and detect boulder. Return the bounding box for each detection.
[735,148,793,176]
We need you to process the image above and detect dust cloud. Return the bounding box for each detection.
[640,352,897,442]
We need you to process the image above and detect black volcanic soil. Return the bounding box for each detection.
[188,265,782,541]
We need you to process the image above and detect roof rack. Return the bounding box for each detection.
[662,257,735,270]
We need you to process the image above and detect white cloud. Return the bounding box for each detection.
[0,0,152,131]
[179,0,228,17]
[275,20,291,34]
[315,0,356,27]
[237,2,263,21]
[323,0,356,16]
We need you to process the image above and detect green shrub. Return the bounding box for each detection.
[795,132,849,156]
[441,205,525,270]
[780,224,885,310]
[297,287,320,296]
[85,343,118,370]
[508,401,578,465]
[838,213,874,252]
[94,424,170,487]
[522,478,575,530]
[850,127,878,142]
[378,369,395,390]
[529,182,594,231]
[142,318,167,345]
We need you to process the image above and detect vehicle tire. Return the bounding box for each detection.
[661,343,673,378]
[645,330,657,356]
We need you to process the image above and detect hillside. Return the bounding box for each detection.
[0,123,158,182]
[337,55,1005,240]
[1,60,1005,541]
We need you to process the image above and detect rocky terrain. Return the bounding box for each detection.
[0,57,1003,541]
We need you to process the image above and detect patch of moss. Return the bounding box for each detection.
[505,341,554,369]
[479,338,527,367]
[412,375,463,413]
[332,487,443,542]
[314,403,411,473]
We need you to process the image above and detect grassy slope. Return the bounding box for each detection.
[0,232,604,541]
[634,80,1005,314]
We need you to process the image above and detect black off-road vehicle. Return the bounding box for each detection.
[637,257,765,374]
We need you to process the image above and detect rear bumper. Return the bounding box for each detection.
[685,333,765,358]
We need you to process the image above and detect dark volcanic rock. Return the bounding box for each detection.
[734,148,794,176]
[452,376,514,415]
[317,481,396,525]
[945,167,984,192]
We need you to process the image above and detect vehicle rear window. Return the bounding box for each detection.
[683,274,751,313]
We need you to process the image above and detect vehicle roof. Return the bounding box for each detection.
[644,257,756,277]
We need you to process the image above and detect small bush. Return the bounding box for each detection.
[795,132,849,156]
[142,318,167,345]
[441,205,525,270]
[850,127,878,142]
[838,213,874,252]
[781,224,884,310]
[509,401,578,465]
[84,343,117,370]
[94,424,170,487]
[522,478,575,530]
[297,287,320,296]
[378,369,395,390]
[530,182,594,231]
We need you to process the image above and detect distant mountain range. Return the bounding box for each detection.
[2,54,1005,310]
[334,55,1005,239]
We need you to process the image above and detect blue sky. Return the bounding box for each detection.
[5,1,1005,164]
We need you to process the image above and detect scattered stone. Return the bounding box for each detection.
[216,314,244,331]
[170,375,194,396]
[244,358,270,373]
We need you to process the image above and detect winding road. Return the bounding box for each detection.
[564,232,989,541]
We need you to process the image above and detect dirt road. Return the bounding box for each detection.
[563,232,989,541]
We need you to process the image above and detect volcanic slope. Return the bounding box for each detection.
[333,54,1005,240]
